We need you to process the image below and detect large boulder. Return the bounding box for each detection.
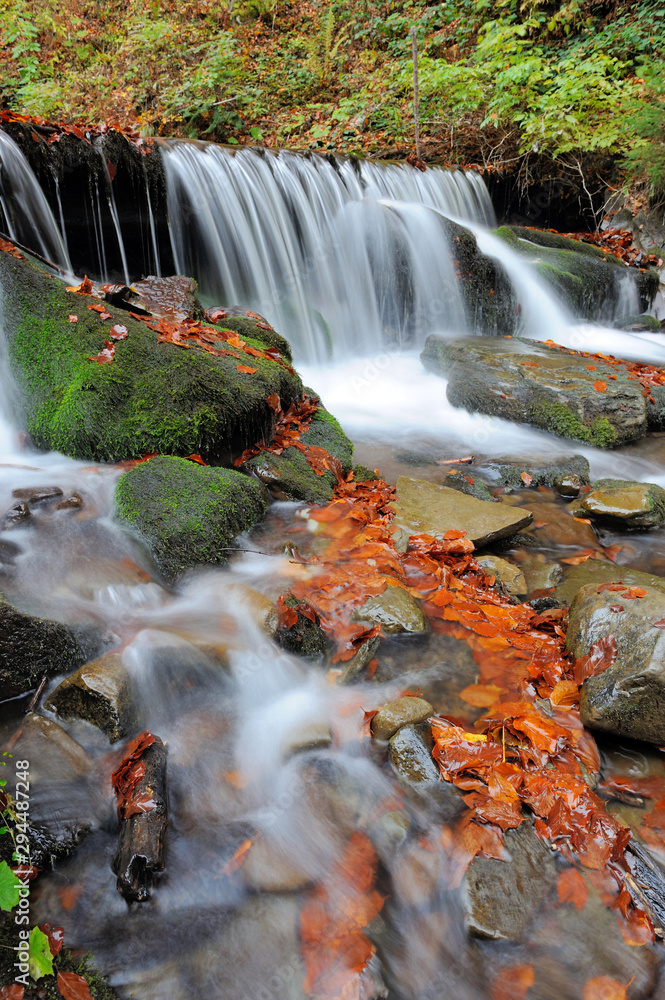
[572,478,665,529]
[421,336,647,448]
[568,580,665,745]
[555,560,665,607]
[495,226,658,319]
[115,455,267,582]
[0,250,303,463]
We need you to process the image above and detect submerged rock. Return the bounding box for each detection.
[573,478,665,529]
[355,587,428,634]
[46,651,137,743]
[115,455,267,582]
[275,594,330,662]
[482,454,590,490]
[244,406,353,504]
[554,472,582,498]
[371,696,433,740]
[387,723,440,782]
[0,596,96,698]
[421,336,646,448]
[555,560,665,607]
[442,473,495,502]
[394,476,532,548]
[0,250,303,463]
[517,553,563,594]
[568,581,665,745]
[462,821,556,940]
[475,555,527,597]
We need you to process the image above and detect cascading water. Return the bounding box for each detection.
[163,142,494,361]
[0,132,71,272]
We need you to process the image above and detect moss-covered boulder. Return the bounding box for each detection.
[421,336,647,448]
[447,219,519,334]
[0,250,303,463]
[0,595,97,698]
[243,406,353,503]
[495,226,659,319]
[115,455,267,581]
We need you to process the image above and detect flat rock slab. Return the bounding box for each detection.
[355,586,428,634]
[573,479,665,529]
[421,336,647,448]
[568,581,665,745]
[555,560,665,608]
[463,821,556,940]
[371,696,433,740]
[394,476,532,548]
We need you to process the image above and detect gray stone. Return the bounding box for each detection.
[394,476,532,549]
[483,454,590,489]
[388,723,440,783]
[442,472,495,502]
[555,559,665,608]
[371,696,434,740]
[476,555,527,596]
[573,478,665,529]
[519,554,563,594]
[462,821,556,940]
[337,634,381,684]
[421,336,647,448]
[355,587,428,634]
[46,651,137,743]
[568,581,665,745]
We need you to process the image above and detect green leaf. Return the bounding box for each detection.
[29,926,54,981]
[250,126,263,140]
[227,136,239,144]
[0,860,20,911]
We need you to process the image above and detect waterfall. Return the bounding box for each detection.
[162,141,495,362]
[0,132,71,272]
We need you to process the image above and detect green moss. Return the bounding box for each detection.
[115,455,267,581]
[528,400,618,447]
[0,252,303,463]
[353,464,381,482]
[210,317,293,362]
[275,594,330,661]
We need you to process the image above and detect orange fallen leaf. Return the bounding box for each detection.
[491,963,535,1000]
[594,381,608,392]
[583,975,627,1000]
[68,314,78,323]
[56,971,93,1000]
[236,364,258,374]
[557,868,588,910]
[520,471,533,487]
[459,683,503,707]
[221,838,252,877]
[624,587,647,599]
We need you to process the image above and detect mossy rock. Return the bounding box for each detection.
[275,594,330,661]
[0,595,98,698]
[448,219,518,335]
[494,226,659,319]
[0,251,302,463]
[244,406,353,503]
[482,454,590,488]
[115,455,267,581]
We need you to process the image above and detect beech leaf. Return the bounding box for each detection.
[0,860,20,911]
[28,926,54,981]
[56,971,94,1000]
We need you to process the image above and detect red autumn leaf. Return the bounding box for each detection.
[573,636,617,685]
[110,324,128,340]
[653,618,665,628]
[463,475,475,485]
[87,346,114,364]
[362,708,379,737]
[111,730,156,820]
[0,985,25,999]
[38,922,65,956]
[256,321,273,330]
[68,314,78,323]
[266,392,281,412]
[66,275,93,295]
[236,364,258,374]
[56,972,94,1000]
[623,587,647,599]
[491,964,535,1000]
[459,684,503,707]
[98,311,112,321]
[557,868,588,910]
[587,365,597,370]
[183,453,206,465]
[520,471,533,487]
[86,303,107,313]
[562,549,594,565]
[597,583,626,592]
[594,381,608,392]
[610,605,624,613]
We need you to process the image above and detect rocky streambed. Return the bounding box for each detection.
[2,226,665,1000]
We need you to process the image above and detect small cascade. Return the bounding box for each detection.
[0,132,71,272]
[162,141,495,361]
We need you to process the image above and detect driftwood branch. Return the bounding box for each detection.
[113,737,168,903]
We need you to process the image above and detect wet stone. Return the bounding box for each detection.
[394,477,532,549]
[573,478,665,529]
[46,651,137,743]
[483,454,590,490]
[555,559,665,607]
[355,587,428,634]
[371,696,433,740]
[388,722,439,783]
[12,485,63,504]
[476,555,527,597]
[2,500,31,527]
[337,634,380,683]
[554,473,582,498]
[568,581,665,745]
[53,492,84,510]
[517,553,563,594]
[462,821,556,940]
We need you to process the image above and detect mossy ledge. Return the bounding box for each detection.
[0,251,303,463]
[115,455,267,582]
[528,400,618,448]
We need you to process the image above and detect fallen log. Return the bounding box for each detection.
[111,731,168,903]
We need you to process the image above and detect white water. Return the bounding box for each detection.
[0,132,71,271]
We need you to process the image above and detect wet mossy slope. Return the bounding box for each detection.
[0,251,303,463]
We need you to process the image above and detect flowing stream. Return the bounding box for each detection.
[2,135,665,999]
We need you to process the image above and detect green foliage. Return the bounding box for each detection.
[623,63,665,195]
[305,5,349,87]
[28,926,54,981]
[0,861,20,912]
